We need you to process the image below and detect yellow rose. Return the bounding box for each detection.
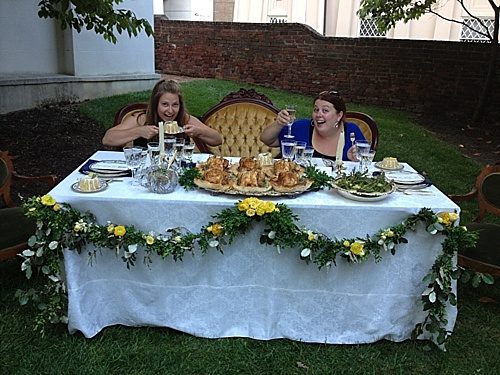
[114,225,126,237]
[145,235,155,245]
[107,224,115,233]
[246,208,256,217]
[53,204,61,212]
[41,194,56,206]
[343,240,350,247]
[386,230,394,237]
[174,236,182,243]
[238,201,249,211]
[307,231,316,241]
[211,223,224,236]
[248,198,261,209]
[74,224,81,232]
[350,241,365,256]
[263,201,276,213]
[449,212,459,222]
[256,206,266,216]
[206,225,213,233]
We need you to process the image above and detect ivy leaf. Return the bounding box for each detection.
[472,273,482,288]
[480,273,494,285]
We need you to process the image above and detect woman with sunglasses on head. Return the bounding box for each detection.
[260,90,365,161]
[102,79,222,148]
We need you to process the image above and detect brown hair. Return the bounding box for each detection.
[314,90,347,120]
[145,79,189,126]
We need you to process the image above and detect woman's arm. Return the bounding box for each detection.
[260,109,290,147]
[102,113,159,147]
[183,116,223,146]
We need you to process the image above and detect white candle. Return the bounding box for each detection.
[159,121,165,161]
[335,129,344,166]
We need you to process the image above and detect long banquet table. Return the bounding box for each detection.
[49,150,459,343]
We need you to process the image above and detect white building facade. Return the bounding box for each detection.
[233,0,497,42]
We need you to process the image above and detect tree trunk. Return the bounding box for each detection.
[472,5,499,127]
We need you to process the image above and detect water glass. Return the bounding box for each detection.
[182,142,195,163]
[123,146,143,181]
[147,142,160,166]
[164,136,176,159]
[358,146,376,173]
[355,140,370,161]
[302,146,314,165]
[281,139,297,160]
[294,141,306,163]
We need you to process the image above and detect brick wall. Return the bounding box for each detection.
[154,17,499,120]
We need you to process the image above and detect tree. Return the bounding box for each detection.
[358,0,499,126]
[37,0,154,44]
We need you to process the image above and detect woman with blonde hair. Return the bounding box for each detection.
[102,79,222,147]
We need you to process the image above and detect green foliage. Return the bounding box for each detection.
[18,193,491,350]
[37,0,153,43]
[178,167,202,190]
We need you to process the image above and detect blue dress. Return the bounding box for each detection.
[278,119,366,161]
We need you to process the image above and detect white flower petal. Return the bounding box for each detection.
[128,244,138,253]
[268,231,276,239]
[208,239,219,248]
[301,248,311,257]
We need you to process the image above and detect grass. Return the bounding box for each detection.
[3,79,498,374]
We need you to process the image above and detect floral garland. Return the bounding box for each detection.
[17,194,493,349]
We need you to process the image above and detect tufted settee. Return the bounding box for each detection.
[197,88,280,157]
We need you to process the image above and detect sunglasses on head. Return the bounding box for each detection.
[319,90,340,97]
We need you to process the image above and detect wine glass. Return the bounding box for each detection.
[182,142,195,164]
[284,104,296,139]
[123,146,143,182]
[281,139,297,160]
[355,141,371,172]
[147,142,160,166]
[164,136,176,160]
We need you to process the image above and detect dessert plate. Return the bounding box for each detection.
[71,180,108,193]
[374,161,404,171]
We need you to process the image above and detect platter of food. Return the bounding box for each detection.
[193,156,313,197]
[331,171,396,202]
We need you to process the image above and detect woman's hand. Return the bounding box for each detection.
[347,145,358,161]
[183,123,203,139]
[276,109,292,127]
[140,125,159,140]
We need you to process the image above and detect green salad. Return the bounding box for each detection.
[333,171,393,194]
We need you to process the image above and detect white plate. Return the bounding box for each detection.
[374,161,404,171]
[71,180,108,193]
[385,171,426,185]
[89,160,129,173]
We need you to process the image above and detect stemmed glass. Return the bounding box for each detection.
[284,104,296,139]
[355,141,371,172]
[164,136,176,162]
[182,142,195,165]
[123,146,143,183]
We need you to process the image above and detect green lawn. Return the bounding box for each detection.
[2,79,498,374]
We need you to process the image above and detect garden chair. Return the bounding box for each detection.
[0,150,57,261]
[198,88,280,157]
[448,163,500,276]
[345,111,379,151]
[113,102,148,147]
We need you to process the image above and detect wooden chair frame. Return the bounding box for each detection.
[345,111,379,151]
[1,150,57,260]
[448,163,500,275]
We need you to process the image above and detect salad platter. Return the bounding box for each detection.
[331,171,396,202]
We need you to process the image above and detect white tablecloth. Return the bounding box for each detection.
[50,151,459,342]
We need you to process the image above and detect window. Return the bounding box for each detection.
[460,18,494,42]
[359,19,385,38]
